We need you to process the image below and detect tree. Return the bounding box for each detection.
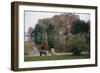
[31,24,45,45]
[46,24,55,48]
[71,19,89,34]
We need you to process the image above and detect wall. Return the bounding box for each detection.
[0,0,99,73]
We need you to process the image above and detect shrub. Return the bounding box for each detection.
[65,34,86,55]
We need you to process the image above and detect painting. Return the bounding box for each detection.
[24,11,91,61]
[11,1,97,71]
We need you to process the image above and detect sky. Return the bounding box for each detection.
[24,11,90,33]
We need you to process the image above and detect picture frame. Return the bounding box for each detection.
[11,1,97,71]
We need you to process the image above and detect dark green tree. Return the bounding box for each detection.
[31,24,45,45]
[71,19,89,34]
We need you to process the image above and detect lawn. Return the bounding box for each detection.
[24,54,90,61]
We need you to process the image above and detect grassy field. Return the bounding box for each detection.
[24,54,90,61]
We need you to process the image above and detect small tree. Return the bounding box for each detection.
[65,35,86,55]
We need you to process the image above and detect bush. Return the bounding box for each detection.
[65,34,86,55]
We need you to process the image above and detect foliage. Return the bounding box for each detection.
[31,24,46,45]
[65,35,86,55]
[46,24,55,48]
[30,14,90,53]
[71,19,90,34]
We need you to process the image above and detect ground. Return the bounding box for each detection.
[24,54,89,61]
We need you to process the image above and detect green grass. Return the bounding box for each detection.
[24,54,90,62]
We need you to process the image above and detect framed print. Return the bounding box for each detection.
[11,1,97,71]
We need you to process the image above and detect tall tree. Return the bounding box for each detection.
[46,24,55,48]
[31,24,43,45]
